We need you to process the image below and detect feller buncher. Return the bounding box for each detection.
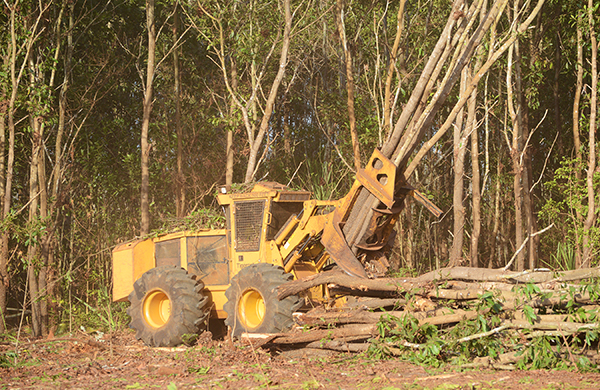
[112,150,440,346]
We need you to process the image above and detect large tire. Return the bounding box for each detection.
[127,265,209,347]
[224,263,303,338]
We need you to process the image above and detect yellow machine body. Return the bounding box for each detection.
[112,150,435,321]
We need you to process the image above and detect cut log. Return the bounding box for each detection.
[344,297,406,310]
[296,307,478,327]
[265,323,378,345]
[277,270,424,300]
[415,266,600,284]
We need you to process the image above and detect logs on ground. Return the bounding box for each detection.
[243,267,600,370]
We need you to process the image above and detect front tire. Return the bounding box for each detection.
[224,263,302,338]
[128,265,209,347]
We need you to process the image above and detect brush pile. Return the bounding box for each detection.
[245,267,600,370]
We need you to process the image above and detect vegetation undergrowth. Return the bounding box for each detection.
[368,280,600,372]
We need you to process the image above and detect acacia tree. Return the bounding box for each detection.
[335,0,361,171]
[140,0,156,235]
[1,0,49,335]
[345,0,546,263]
[581,0,598,267]
[572,8,585,266]
[195,0,298,184]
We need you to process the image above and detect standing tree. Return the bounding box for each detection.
[344,0,545,267]
[141,0,156,235]
[335,0,361,171]
[196,0,295,183]
[582,0,598,267]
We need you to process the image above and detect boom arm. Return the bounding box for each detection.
[274,150,410,278]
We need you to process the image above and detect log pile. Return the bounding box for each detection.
[247,267,600,369]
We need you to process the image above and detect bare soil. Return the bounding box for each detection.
[1,329,599,390]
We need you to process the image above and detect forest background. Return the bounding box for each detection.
[0,0,598,339]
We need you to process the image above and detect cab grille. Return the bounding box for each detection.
[235,200,265,251]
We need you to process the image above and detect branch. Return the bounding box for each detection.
[504,223,554,271]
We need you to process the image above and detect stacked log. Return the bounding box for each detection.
[248,267,600,369]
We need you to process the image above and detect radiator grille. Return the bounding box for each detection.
[235,200,265,251]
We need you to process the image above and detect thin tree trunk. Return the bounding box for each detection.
[582,0,597,267]
[283,103,291,158]
[450,69,469,266]
[573,10,584,267]
[468,87,481,268]
[243,0,292,183]
[141,0,156,235]
[406,205,414,269]
[0,85,5,333]
[470,0,487,268]
[344,0,545,262]
[506,2,525,270]
[173,2,184,218]
[0,3,25,333]
[226,58,239,189]
[336,0,361,171]
[382,0,407,140]
[522,14,542,270]
[46,1,72,334]
[490,147,502,268]
[27,102,43,336]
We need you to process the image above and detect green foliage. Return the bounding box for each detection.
[0,350,17,368]
[67,287,129,333]
[371,313,444,366]
[188,366,211,375]
[0,0,597,351]
[517,336,568,370]
[548,242,576,271]
[295,156,352,201]
[368,282,600,371]
[154,208,225,235]
[540,157,600,267]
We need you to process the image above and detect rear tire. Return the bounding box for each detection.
[224,263,302,338]
[128,265,209,347]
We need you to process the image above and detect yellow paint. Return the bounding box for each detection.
[238,288,265,329]
[143,289,171,328]
[112,239,154,302]
[114,153,404,324]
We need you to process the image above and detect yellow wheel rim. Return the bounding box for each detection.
[143,289,171,329]
[238,289,265,329]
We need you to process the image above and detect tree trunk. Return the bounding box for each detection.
[0,89,5,334]
[582,0,597,267]
[173,2,185,218]
[27,107,43,337]
[506,2,525,270]
[141,0,156,235]
[450,69,469,266]
[226,59,239,189]
[382,0,407,140]
[572,10,584,267]
[489,146,502,268]
[469,88,481,267]
[342,0,545,264]
[243,0,292,183]
[0,3,24,333]
[336,0,361,171]
[469,1,486,268]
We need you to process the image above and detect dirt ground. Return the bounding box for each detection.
[1,328,600,390]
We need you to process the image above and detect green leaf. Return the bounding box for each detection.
[523,305,537,324]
